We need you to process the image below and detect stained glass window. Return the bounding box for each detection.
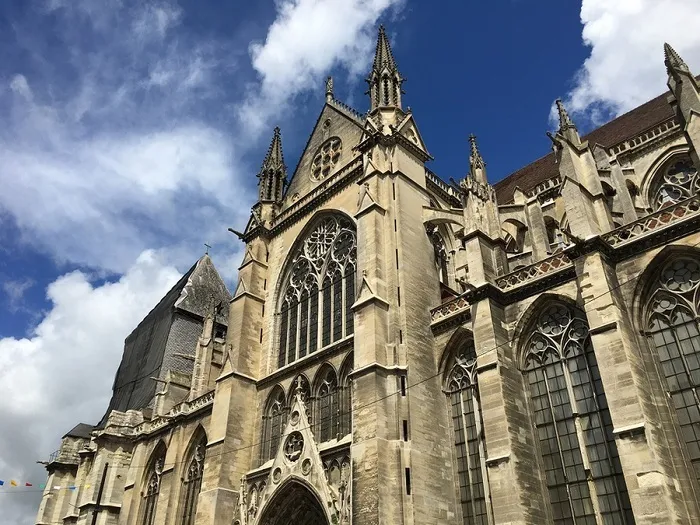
[141,450,165,525]
[523,303,633,525]
[261,389,286,463]
[180,439,205,525]
[278,216,356,368]
[317,368,339,442]
[446,343,490,525]
[645,257,700,480]
[311,138,342,181]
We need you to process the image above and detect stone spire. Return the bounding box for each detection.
[664,42,690,76]
[468,134,487,184]
[555,99,581,145]
[366,25,404,111]
[257,127,286,203]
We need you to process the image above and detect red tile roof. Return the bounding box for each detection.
[494,90,675,203]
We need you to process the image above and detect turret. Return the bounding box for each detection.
[257,127,286,205]
[664,43,700,168]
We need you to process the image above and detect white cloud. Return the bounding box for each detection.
[562,0,700,124]
[0,251,181,525]
[238,0,404,136]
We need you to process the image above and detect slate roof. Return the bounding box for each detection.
[62,423,94,440]
[494,90,675,204]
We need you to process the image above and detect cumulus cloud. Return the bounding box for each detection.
[561,0,700,125]
[2,278,35,313]
[238,0,404,136]
[0,251,181,524]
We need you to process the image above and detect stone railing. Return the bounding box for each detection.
[272,157,363,228]
[496,252,572,291]
[526,176,561,201]
[602,194,700,246]
[131,391,215,436]
[430,296,469,323]
[425,169,462,205]
[609,117,679,156]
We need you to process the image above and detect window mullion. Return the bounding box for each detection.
[458,390,479,524]
[470,386,494,525]
[541,366,579,524]
[341,269,347,337]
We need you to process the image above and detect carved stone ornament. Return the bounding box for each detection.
[284,432,304,462]
[290,410,300,427]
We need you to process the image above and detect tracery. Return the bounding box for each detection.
[278,216,356,368]
[651,156,699,210]
[523,303,633,524]
[645,257,700,479]
[180,438,206,525]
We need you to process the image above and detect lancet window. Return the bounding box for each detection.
[277,216,356,369]
[339,354,354,438]
[651,157,699,210]
[523,303,633,524]
[180,436,206,525]
[644,257,700,479]
[141,446,166,525]
[446,342,490,525]
[261,388,287,463]
[315,367,340,442]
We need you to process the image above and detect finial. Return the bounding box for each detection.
[325,76,334,102]
[468,134,487,184]
[664,42,689,76]
[204,243,211,255]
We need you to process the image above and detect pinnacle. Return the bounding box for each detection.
[468,134,485,170]
[555,99,576,132]
[372,24,399,74]
[261,126,285,172]
[664,42,689,74]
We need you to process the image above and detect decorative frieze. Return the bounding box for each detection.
[495,252,572,291]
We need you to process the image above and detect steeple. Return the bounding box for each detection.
[468,134,487,184]
[555,99,581,145]
[257,127,286,203]
[664,42,690,76]
[366,25,405,111]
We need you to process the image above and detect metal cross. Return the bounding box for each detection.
[204,243,211,255]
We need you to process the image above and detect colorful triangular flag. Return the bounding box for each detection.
[53,485,61,490]
[0,480,5,486]
[10,480,17,487]
[25,482,32,487]
[39,484,46,489]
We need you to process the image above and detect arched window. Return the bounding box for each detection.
[523,303,633,524]
[644,257,700,479]
[141,445,166,525]
[446,341,490,525]
[180,434,206,525]
[315,367,339,442]
[339,353,354,438]
[650,156,699,210]
[311,137,342,181]
[277,216,356,369]
[261,387,286,463]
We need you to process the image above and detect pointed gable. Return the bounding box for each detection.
[280,102,365,212]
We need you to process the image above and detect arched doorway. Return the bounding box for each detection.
[258,480,329,525]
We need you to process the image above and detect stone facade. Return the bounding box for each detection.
[36,30,700,525]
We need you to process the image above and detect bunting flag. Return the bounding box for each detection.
[0,480,4,486]
[10,480,17,487]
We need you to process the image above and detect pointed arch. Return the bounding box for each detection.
[256,478,330,525]
[639,144,693,209]
[635,245,700,480]
[440,328,492,525]
[261,385,287,463]
[313,364,339,442]
[275,212,357,369]
[140,441,167,525]
[518,299,634,523]
[339,351,354,438]
[179,426,207,525]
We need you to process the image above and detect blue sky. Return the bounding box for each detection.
[1,0,700,522]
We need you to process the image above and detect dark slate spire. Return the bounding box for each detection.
[468,134,487,184]
[258,127,286,203]
[555,99,581,145]
[664,42,690,76]
[367,25,404,111]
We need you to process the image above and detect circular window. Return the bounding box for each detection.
[311,137,342,181]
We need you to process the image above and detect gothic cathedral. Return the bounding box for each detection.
[36,27,700,525]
